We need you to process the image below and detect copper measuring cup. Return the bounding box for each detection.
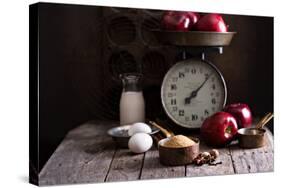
[149,121,199,166]
[237,112,273,148]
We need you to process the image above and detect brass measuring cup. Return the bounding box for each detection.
[237,112,273,148]
[149,121,199,166]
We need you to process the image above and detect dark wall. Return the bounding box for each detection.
[210,14,273,117]
[35,3,273,171]
[38,3,104,170]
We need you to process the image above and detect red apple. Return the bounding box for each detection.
[223,103,253,129]
[201,112,238,147]
[184,12,200,25]
[195,13,228,32]
[162,11,200,31]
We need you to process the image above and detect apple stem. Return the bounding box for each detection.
[225,126,232,134]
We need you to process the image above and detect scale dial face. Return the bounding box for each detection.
[161,58,227,128]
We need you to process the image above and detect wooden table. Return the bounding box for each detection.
[39,121,274,186]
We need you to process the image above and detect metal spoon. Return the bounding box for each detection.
[148,120,174,138]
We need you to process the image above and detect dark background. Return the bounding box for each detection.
[32,3,273,172]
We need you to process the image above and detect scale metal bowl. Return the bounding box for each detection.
[153,30,236,46]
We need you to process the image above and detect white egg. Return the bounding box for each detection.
[128,122,152,136]
[128,133,153,153]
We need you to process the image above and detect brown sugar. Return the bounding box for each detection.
[163,135,196,148]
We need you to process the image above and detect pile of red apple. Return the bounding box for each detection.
[162,11,228,32]
[201,103,252,147]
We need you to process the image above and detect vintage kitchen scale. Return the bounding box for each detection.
[153,30,236,129]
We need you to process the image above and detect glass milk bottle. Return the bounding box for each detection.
[119,73,145,125]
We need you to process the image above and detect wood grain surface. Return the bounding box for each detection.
[141,147,185,180]
[39,121,274,186]
[105,149,144,182]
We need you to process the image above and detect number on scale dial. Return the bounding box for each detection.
[161,59,227,128]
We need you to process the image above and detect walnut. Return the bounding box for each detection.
[193,149,220,166]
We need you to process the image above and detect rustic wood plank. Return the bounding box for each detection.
[229,129,274,174]
[185,141,235,177]
[38,120,274,185]
[105,149,144,182]
[39,121,118,185]
[140,147,185,180]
